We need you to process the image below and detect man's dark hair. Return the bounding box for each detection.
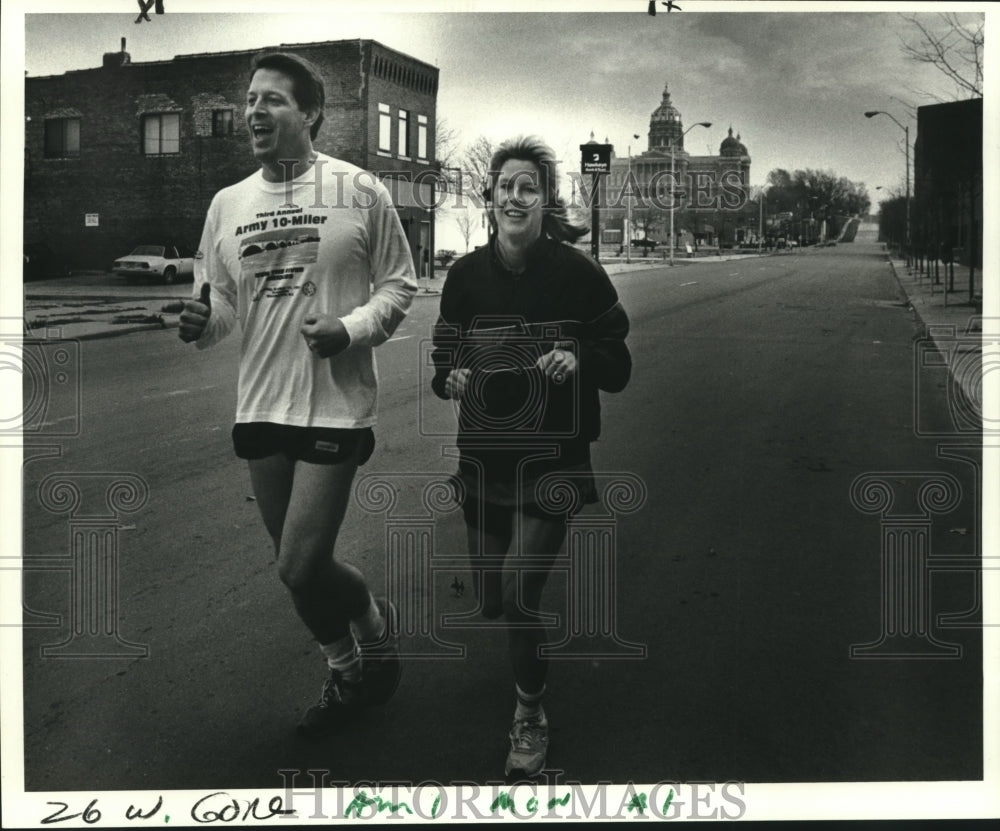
[250,52,326,139]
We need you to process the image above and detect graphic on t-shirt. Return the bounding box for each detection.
[239,228,320,278]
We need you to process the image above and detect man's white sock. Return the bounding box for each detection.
[320,633,360,684]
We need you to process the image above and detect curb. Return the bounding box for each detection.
[885,254,983,419]
[25,320,177,342]
[885,256,916,312]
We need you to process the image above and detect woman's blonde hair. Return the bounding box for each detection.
[485,135,589,243]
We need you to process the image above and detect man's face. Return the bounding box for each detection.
[245,68,315,169]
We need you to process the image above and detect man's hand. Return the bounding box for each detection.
[162,283,211,343]
[301,313,350,358]
[444,368,471,400]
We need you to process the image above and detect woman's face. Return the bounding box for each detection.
[493,158,545,248]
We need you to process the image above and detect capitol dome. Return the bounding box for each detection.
[720,126,749,157]
[720,126,743,155]
[649,83,683,150]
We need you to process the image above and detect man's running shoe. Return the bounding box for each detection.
[356,597,401,706]
[297,670,362,738]
[505,717,549,778]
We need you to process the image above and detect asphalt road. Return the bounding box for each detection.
[19,241,982,792]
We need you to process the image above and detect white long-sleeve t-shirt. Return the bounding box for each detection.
[193,154,417,428]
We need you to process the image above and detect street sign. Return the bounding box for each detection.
[580,143,612,175]
[85,213,99,227]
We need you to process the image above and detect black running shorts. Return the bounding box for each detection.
[232,422,375,466]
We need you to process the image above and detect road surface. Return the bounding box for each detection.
[19,241,982,792]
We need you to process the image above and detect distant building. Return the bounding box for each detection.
[24,38,440,273]
[913,97,982,276]
[604,83,753,249]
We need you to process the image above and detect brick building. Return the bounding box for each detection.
[912,97,982,277]
[604,83,753,249]
[24,38,440,273]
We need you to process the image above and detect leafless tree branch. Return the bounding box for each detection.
[899,12,983,98]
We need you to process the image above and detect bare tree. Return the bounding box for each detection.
[633,207,664,249]
[462,135,496,195]
[454,211,477,254]
[900,13,984,99]
[434,115,461,168]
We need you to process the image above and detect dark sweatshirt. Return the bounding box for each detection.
[431,237,631,468]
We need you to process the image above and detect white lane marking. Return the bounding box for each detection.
[388,335,413,343]
[141,384,220,401]
[679,281,698,287]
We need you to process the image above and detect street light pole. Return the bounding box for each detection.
[865,110,911,265]
[669,121,712,267]
[668,145,675,265]
[626,142,632,264]
[904,123,910,265]
[625,133,639,263]
[757,185,767,255]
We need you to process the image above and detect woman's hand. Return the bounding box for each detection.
[536,346,577,384]
[444,368,471,400]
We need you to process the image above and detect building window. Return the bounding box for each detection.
[44,118,80,158]
[378,103,392,153]
[212,109,233,137]
[417,114,428,160]
[143,112,180,155]
[397,109,409,157]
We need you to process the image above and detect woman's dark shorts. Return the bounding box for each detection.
[454,456,599,539]
[232,422,375,466]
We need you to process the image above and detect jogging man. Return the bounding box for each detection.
[170,51,416,736]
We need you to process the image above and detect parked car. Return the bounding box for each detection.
[112,244,196,284]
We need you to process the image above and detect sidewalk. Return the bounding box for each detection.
[885,252,987,415]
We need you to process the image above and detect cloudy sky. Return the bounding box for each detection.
[12,2,989,215]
